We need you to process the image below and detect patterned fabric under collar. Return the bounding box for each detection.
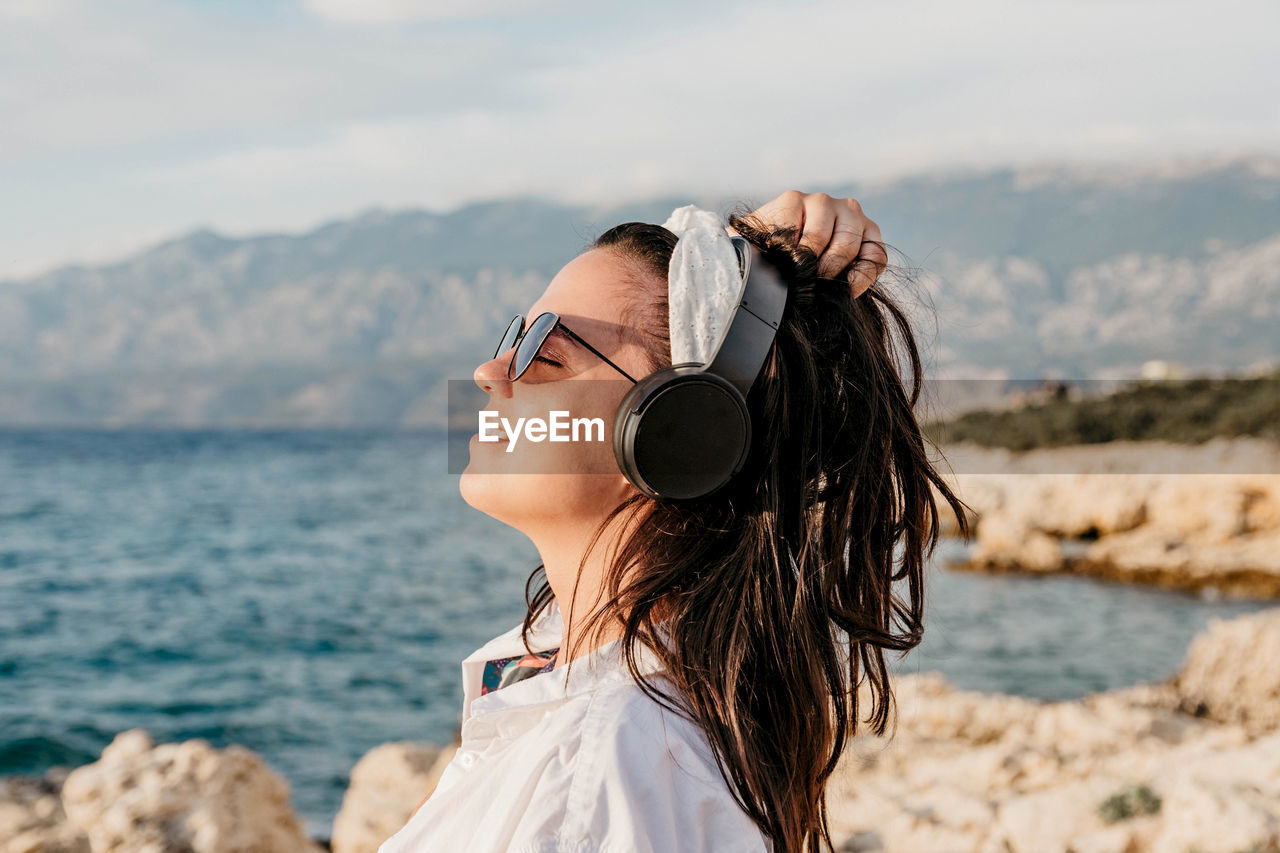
[480,647,560,696]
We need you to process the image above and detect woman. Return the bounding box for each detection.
[379,191,970,852]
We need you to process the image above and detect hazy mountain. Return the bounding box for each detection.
[1,153,1277,427]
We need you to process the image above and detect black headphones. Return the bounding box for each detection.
[613,235,790,501]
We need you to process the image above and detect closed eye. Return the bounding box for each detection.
[535,356,561,367]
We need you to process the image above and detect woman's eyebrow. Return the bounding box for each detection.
[546,326,579,350]
[553,317,633,356]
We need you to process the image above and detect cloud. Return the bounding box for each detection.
[301,0,569,24]
[1,0,1278,279]
[0,0,507,158]
[0,0,75,23]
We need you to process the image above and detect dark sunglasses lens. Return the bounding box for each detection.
[495,315,523,359]
[511,312,558,380]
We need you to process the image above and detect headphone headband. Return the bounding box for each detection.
[705,236,790,397]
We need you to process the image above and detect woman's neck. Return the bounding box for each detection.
[530,513,640,668]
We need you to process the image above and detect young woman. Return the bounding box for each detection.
[379,191,970,853]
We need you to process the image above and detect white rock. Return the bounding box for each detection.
[60,729,322,853]
[331,741,449,853]
[1173,608,1280,733]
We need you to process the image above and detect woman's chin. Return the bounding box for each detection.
[458,467,503,513]
[458,467,533,525]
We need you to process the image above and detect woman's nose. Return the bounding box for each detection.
[474,351,514,397]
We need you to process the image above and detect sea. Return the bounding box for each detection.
[0,428,1271,838]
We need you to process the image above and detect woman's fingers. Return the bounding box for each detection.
[750,190,806,242]
[747,190,885,297]
[848,218,887,298]
[818,198,867,280]
[797,193,837,259]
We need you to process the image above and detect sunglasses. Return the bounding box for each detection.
[495,312,638,384]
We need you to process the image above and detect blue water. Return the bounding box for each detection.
[0,429,1271,836]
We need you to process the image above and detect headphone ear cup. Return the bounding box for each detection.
[614,367,751,501]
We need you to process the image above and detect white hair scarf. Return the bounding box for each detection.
[660,205,745,368]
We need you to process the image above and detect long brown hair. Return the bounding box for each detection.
[519,205,971,852]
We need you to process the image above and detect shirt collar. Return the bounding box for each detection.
[460,597,668,722]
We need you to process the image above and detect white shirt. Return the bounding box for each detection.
[378,598,772,853]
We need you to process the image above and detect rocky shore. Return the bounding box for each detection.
[935,438,1280,598]
[4,607,1278,853]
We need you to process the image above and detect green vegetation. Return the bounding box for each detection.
[924,370,1280,451]
[1096,783,1162,824]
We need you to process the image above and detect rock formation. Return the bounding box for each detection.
[936,438,1280,597]
[0,766,87,853]
[0,729,324,853]
[329,740,455,853]
[823,607,1280,852]
[3,609,1277,853]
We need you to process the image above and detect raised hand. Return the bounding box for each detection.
[747,190,887,298]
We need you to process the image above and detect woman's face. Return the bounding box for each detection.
[460,247,660,531]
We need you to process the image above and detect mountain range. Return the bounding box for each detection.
[1,153,1277,427]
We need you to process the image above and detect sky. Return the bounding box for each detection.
[1,0,1278,280]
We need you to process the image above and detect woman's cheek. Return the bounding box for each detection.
[543,383,625,475]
